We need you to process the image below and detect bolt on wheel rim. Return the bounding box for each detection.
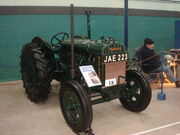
[125,79,143,105]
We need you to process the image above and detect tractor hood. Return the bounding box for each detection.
[61,37,126,55]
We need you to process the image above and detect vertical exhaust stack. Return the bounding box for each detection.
[86,10,91,39]
[124,0,128,49]
[70,4,75,79]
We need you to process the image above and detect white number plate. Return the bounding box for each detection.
[105,78,117,87]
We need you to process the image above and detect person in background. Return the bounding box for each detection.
[140,38,179,86]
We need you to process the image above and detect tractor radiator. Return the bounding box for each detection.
[105,61,126,87]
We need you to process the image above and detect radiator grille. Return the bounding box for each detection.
[105,61,126,87]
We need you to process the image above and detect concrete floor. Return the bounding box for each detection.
[0,81,180,135]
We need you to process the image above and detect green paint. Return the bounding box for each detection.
[0,15,179,81]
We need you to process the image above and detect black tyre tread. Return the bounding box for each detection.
[59,80,92,133]
[20,43,53,102]
[120,69,152,112]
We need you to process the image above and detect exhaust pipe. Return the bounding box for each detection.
[85,10,91,39]
[70,4,75,79]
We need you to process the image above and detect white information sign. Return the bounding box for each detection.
[105,78,117,87]
[79,65,102,87]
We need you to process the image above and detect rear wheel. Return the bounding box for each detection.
[59,80,92,133]
[20,43,54,102]
[119,69,152,112]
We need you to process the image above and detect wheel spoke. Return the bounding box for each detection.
[63,91,82,124]
[133,82,140,90]
[124,78,142,104]
[54,36,61,42]
[62,34,66,41]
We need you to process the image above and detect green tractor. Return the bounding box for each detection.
[20,5,152,135]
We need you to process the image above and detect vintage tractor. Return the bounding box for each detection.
[20,5,152,135]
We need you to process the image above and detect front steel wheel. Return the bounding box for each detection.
[59,80,92,133]
[119,69,152,112]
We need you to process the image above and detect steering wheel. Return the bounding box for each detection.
[51,32,69,46]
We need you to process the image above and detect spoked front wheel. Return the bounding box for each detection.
[59,80,93,133]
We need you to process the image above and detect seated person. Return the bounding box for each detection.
[139,38,177,84]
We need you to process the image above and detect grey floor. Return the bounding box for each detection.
[0,81,180,135]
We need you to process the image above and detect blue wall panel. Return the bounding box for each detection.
[128,16,178,53]
[174,20,180,49]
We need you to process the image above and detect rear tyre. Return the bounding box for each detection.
[59,80,92,133]
[119,69,152,112]
[20,43,54,102]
